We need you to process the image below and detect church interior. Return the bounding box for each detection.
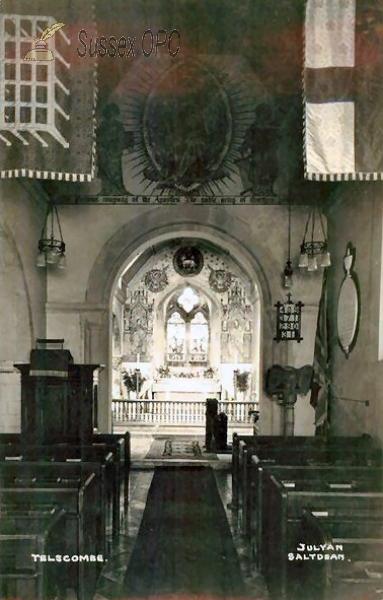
[1,0,383,599]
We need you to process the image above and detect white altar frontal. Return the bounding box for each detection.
[153,378,221,402]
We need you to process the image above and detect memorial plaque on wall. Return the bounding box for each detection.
[274,294,304,342]
[337,244,360,358]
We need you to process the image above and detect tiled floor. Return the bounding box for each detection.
[95,435,269,599]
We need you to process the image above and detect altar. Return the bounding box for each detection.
[152,378,221,402]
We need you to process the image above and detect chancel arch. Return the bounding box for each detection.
[112,239,261,410]
[85,207,285,431]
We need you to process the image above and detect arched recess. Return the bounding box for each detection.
[85,206,286,431]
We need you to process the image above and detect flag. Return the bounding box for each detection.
[304,0,383,181]
[0,1,97,181]
[310,270,331,433]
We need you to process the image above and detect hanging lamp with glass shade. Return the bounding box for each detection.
[36,203,66,268]
[299,206,331,272]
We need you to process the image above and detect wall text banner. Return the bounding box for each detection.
[52,195,308,205]
[304,0,383,181]
[0,1,97,181]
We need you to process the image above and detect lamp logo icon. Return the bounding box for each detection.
[24,22,65,61]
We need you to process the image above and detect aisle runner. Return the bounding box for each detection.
[145,437,218,460]
[123,466,246,598]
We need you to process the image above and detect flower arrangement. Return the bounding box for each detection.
[156,365,217,379]
[203,367,216,379]
[236,371,250,393]
[157,365,171,378]
[173,372,196,378]
[122,370,146,392]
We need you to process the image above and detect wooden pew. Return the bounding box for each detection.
[0,432,131,514]
[0,471,102,600]
[231,434,373,509]
[0,458,111,557]
[237,438,380,536]
[0,444,119,537]
[241,446,311,536]
[53,433,130,514]
[249,455,383,566]
[0,431,131,506]
[0,507,67,600]
[241,444,352,537]
[54,443,122,534]
[287,508,383,600]
[263,474,383,600]
[230,434,304,506]
[243,441,381,524]
[89,433,131,513]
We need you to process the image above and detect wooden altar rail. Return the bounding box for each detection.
[112,400,257,425]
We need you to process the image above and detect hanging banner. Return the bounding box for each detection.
[0,1,97,181]
[304,0,383,181]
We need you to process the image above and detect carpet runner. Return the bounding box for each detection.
[145,437,218,460]
[123,466,247,598]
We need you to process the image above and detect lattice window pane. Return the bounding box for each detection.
[0,14,70,147]
[36,85,47,103]
[36,107,47,124]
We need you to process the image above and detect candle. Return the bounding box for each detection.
[137,354,140,365]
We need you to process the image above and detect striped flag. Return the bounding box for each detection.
[304,0,383,181]
[310,271,331,434]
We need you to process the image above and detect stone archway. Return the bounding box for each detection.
[85,206,286,431]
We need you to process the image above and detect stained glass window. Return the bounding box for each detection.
[167,311,186,362]
[166,289,209,365]
[190,312,208,362]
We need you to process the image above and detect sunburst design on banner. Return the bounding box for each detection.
[111,55,263,196]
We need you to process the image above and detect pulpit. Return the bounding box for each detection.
[15,340,100,443]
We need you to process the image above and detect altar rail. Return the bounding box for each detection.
[112,399,258,425]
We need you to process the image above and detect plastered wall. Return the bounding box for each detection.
[327,185,383,447]
[0,180,47,431]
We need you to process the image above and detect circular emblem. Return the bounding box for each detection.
[173,247,204,277]
[208,267,234,293]
[143,268,169,293]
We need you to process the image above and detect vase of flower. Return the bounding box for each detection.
[235,371,250,400]
[123,370,145,399]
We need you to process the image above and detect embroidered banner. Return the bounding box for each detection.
[0,0,96,181]
[304,0,383,181]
